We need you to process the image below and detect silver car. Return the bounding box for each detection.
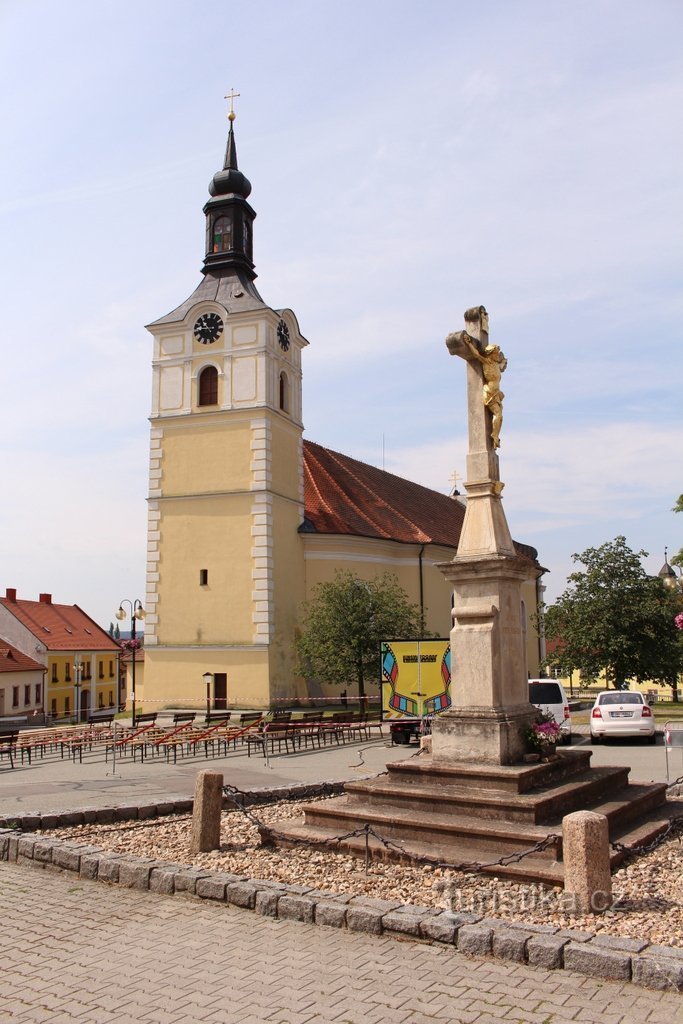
[589,690,656,744]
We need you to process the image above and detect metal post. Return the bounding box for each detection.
[131,613,137,728]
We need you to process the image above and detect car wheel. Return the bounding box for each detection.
[590,732,602,744]
[561,733,572,745]
[647,733,657,745]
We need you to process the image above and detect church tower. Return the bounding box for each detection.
[142,105,308,710]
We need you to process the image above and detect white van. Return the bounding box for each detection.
[528,679,572,744]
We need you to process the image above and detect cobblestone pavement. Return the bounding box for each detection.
[2,863,681,1024]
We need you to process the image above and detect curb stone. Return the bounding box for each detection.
[0,784,681,994]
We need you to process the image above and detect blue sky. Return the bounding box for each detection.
[1,0,681,629]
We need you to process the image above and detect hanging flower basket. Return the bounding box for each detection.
[120,638,142,653]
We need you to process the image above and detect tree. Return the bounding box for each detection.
[544,536,682,688]
[295,571,428,701]
[673,494,683,569]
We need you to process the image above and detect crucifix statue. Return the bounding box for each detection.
[432,304,538,764]
[442,305,514,558]
[445,306,507,451]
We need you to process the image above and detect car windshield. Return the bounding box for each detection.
[598,693,643,705]
[529,683,563,703]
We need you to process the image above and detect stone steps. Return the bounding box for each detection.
[277,815,566,885]
[270,750,675,885]
[343,765,631,824]
[384,749,593,794]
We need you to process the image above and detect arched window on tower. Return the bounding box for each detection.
[198,365,218,407]
[243,219,251,259]
[279,371,289,413]
[212,216,232,253]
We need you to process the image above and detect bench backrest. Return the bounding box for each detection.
[133,713,157,726]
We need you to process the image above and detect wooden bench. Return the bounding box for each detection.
[133,712,158,728]
[0,732,18,769]
[246,717,295,758]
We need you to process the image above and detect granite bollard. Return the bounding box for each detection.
[563,810,612,915]
[189,770,224,854]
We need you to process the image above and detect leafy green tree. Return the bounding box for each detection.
[544,536,682,688]
[673,494,683,569]
[296,571,428,701]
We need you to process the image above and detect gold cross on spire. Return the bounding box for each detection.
[224,89,240,122]
[449,470,462,495]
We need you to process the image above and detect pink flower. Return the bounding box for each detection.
[675,612,683,631]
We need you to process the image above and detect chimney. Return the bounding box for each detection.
[39,593,52,605]
[5,588,16,602]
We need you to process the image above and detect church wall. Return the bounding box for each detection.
[153,494,254,645]
[302,535,455,637]
[141,646,272,711]
[158,417,252,496]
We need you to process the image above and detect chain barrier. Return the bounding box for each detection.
[666,773,683,790]
[222,781,562,875]
[610,812,683,862]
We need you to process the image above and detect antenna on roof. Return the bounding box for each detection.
[382,433,385,471]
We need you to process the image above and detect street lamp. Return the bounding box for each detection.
[659,548,683,592]
[116,599,145,727]
[73,654,82,725]
[203,672,214,720]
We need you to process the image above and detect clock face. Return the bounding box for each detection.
[194,312,224,345]
[277,319,290,351]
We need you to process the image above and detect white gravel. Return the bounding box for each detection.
[54,796,683,948]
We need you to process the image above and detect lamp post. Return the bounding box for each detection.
[116,599,145,727]
[73,654,82,725]
[203,672,214,721]
[659,550,683,702]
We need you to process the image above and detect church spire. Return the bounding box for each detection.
[202,93,256,279]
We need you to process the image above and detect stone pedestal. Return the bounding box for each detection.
[432,550,537,765]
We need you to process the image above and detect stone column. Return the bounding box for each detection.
[431,306,538,765]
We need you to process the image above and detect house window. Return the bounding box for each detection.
[64,696,70,714]
[84,662,91,680]
[98,693,104,709]
[200,569,209,586]
[212,216,232,253]
[108,690,114,708]
[50,698,57,717]
[65,663,71,682]
[51,664,58,683]
[109,660,113,677]
[35,684,41,703]
[198,366,218,406]
[12,687,19,708]
[98,661,104,679]
[24,685,31,706]
[279,372,289,413]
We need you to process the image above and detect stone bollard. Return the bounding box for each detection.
[562,810,612,915]
[190,770,224,854]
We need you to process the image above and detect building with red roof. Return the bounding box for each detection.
[0,591,121,721]
[0,641,44,721]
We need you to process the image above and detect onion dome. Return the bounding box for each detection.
[208,121,252,199]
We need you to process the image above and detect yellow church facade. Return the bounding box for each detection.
[140,115,545,712]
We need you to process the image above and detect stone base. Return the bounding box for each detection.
[431,704,536,766]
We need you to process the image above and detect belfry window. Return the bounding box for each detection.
[198,365,218,406]
[212,217,232,253]
[279,371,289,413]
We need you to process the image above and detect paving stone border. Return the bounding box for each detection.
[1,784,682,994]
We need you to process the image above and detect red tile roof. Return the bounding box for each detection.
[302,440,541,567]
[0,596,120,652]
[0,642,44,674]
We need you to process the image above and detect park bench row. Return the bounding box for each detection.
[0,710,384,768]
